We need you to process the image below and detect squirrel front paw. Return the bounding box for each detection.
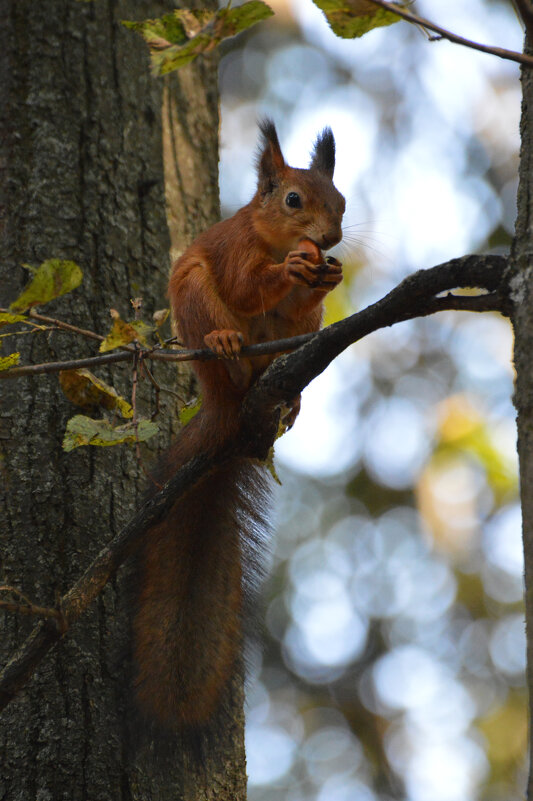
[319,256,343,290]
[285,251,343,290]
[204,329,244,359]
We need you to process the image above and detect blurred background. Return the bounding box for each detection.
[218,1,524,799]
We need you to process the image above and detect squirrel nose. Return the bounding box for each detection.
[320,228,342,249]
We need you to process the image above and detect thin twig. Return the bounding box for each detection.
[1,307,143,356]
[140,357,162,419]
[0,327,47,340]
[365,0,533,67]
[28,309,107,343]
[132,345,144,468]
[0,306,108,345]
[0,350,134,378]
[0,601,64,624]
[0,586,65,627]
[0,585,36,607]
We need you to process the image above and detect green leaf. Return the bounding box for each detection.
[59,369,134,418]
[122,1,274,76]
[99,313,154,352]
[312,0,406,38]
[0,352,20,371]
[0,312,28,329]
[179,397,202,426]
[220,2,274,35]
[63,415,159,451]
[10,260,83,312]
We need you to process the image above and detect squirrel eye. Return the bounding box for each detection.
[285,192,301,209]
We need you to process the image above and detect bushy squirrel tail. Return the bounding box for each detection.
[131,403,271,737]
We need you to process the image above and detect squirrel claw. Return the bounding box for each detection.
[281,395,301,429]
[204,329,244,359]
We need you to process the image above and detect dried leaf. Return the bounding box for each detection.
[153,308,170,328]
[99,314,154,352]
[59,369,133,418]
[265,446,282,486]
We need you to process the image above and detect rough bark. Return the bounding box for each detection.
[162,57,220,261]
[510,42,533,801]
[0,1,243,799]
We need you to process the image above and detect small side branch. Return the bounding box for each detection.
[0,253,510,712]
[366,0,533,67]
[0,586,66,628]
[27,309,108,344]
[0,350,134,378]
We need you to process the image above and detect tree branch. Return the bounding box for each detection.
[514,0,533,40]
[366,0,533,67]
[0,258,509,381]
[0,253,509,712]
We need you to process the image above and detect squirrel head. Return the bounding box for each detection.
[252,119,346,257]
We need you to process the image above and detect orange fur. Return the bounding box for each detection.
[132,120,345,737]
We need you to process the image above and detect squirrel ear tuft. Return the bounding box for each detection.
[256,118,286,194]
[310,128,335,179]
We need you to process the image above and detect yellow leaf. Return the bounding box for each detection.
[99,314,154,352]
[0,312,28,328]
[0,352,20,371]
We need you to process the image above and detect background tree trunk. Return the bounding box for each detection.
[0,1,245,798]
[510,46,533,801]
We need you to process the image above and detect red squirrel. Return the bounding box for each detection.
[132,120,345,741]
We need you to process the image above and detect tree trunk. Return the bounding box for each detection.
[0,1,244,798]
[511,43,533,801]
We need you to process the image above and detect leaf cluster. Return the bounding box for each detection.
[122,2,275,76]
[1,262,176,452]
